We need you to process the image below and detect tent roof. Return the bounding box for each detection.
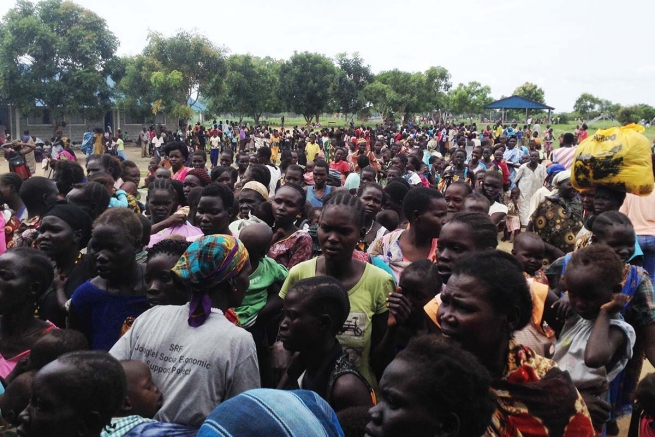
[484,95,554,110]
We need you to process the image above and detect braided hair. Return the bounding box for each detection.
[322,190,366,228]
[147,238,191,262]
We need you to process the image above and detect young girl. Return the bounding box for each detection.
[268,184,313,270]
[503,187,521,242]
[629,373,655,437]
[144,238,191,307]
[553,244,636,434]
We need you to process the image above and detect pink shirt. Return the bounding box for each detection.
[620,192,655,237]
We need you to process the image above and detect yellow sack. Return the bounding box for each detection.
[572,124,654,196]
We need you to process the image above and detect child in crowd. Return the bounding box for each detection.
[303,160,315,186]
[463,191,490,214]
[502,187,521,242]
[278,276,375,412]
[629,373,655,437]
[89,173,128,208]
[553,244,636,434]
[144,238,191,307]
[16,351,126,437]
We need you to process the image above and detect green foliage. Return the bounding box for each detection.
[0,0,119,126]
[448,81,493,116]
[208,55,281,124]
[362,81,396,120]
[555,113,570,124]
[278,52,337,124]
[422,66,452,111]
[331,52,373,122]
[638,104,655,122]
[513,82,546,104]
[573,93,601,118]
[617,105,643,125]
[116,55,160,123]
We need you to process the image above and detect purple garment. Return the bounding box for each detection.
[126,422,198,437]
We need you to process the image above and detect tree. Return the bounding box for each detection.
[116,55,161,124]
[209,55,281,125]
[599,99,621,116]
[638,104,655,123]
[363,81,397,120]
[331,52,373,123]
[573,93,601,118]
[448,81,493,116]
[134,31,226,129]
[617,105,643,125]
[278,52,336,124]
[422,66,452,113]
[0,0,119,129]
[513,82,546,104]
[374,70,426,123]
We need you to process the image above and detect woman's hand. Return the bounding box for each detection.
[386,288,411,328]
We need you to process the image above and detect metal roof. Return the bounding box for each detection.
[484,95,554,110]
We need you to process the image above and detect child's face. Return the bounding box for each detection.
[145,253,189,307]
[399,271,438,326]
[566,269,614,320]
[305,161,315,173]
[191,155,206,169]
[595,225,635,263]
[512,240,544,276]
[310,210,322,224]
[123,362,163,419]
[17,362,86,437]
[89,225,137,278]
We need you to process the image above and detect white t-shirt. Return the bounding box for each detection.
[266,165,281,196]
[109,304,260,426]
[210,136,221,150]
[151,136,165,149]
[489,201,508,216]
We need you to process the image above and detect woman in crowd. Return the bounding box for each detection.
[357,183,388,252]
[366,335,495,437]
[86,154,123,190]
[165,142,191,182]
[528,170,583,257]
[35,202,93,328]
[110,235,259,427]
[182,168,212,200]
[0,173,27,222]
[278,191,408,390]
[369,188,447,282]
[480,144,496,172]
[437,251,595,436]
[514,150,547,228]
[0,248,56,379]
[491,145,510,188]
[70,208,149,350]
[147,179,202,246]
[382,181,410,230]
[481,170,508,227]
[444,181,473,214]
[229,181,271,235]
[211,166,238,191]
[278,276,375,412]
[52,161,85,198]
[466,145,487,176]
[268,184,313,269]
[196,183,235,236]
[65,181,110,221]
[438,149,469,192]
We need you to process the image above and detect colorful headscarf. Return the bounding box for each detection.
[172,235,249,327]
[198,389,345,437]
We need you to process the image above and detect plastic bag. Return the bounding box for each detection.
[572,123,654,196]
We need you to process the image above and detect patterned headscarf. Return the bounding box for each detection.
[172,235,249,327]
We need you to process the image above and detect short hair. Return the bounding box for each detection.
[635,373,655,418]
[408,155,422,170]
[200,183,235,211]
[566,244,624,289]
[403,259,441,287]
[323,191,366,228]
[19,177,57,212]
[256,147,272,161]
[137,214,151,247]
[357,182,385,199]
[448,181,473,196]
[313,159,329,172]
[277,182,306,207]
[357,154,370,169]
[7,247,54,295]
[164,141,189,159]
[87,154,121,180]
[384,181,410,206]
[192,150,207,161]
[94,208,143,244]
[484,170,504,183]
[55,351,126,429]
[53,160,85,195]
[448,212,498,249]
[452,148,467,158]
[513,232,545,253]
[120,160,140,178]
[0,172,23,195]
[28,329,90,370]
[397,336,495,437]
[453,251,532,332]
[75,182,110,220]
[210,166,235,182]
[594,186,627,207]
[248,164,271,188]
[563,133,575,144]
[402,187,444,223]
[288,276,350,336]
[147,238,191,262]
[591,211,634,241]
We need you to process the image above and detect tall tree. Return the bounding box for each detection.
[422,66,452,113]
[617,105,643,125]
[363,82,397,120]
[638,104,655,122]
[0,0,120,129]
[116,55,160,124]
[278,52,336,124]
[209,55,281,125]
[448,81,493,116]
[573,93,601,118]
[138,31,226,129]
[374,70,426,123]
[331,52,373,123]
[513,82,546,104]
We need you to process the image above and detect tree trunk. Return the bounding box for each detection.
[303,114,313,125]
[253,112,261,126]
[315,114,320,124]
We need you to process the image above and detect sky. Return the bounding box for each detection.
[3,0,654,112]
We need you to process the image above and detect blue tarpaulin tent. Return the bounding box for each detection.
[484,95,554,122]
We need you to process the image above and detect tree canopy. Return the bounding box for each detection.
[448,81,493,116]
[331,52,373,123]
[513,82,546,104]
[0,0,119,127]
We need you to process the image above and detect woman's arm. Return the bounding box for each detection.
[331,374,374,412]
[585,294,631,369]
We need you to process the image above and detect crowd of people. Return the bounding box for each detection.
[0,116,653,437]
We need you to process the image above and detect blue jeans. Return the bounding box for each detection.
[638,235,655,282]
[210,149,219,167]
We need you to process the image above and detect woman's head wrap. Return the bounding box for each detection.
[552,170,572,188]
[242,181,269,202]
[172,235,249,327]
[42,201,93,247]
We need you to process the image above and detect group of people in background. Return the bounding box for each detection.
[0,114,652,437]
